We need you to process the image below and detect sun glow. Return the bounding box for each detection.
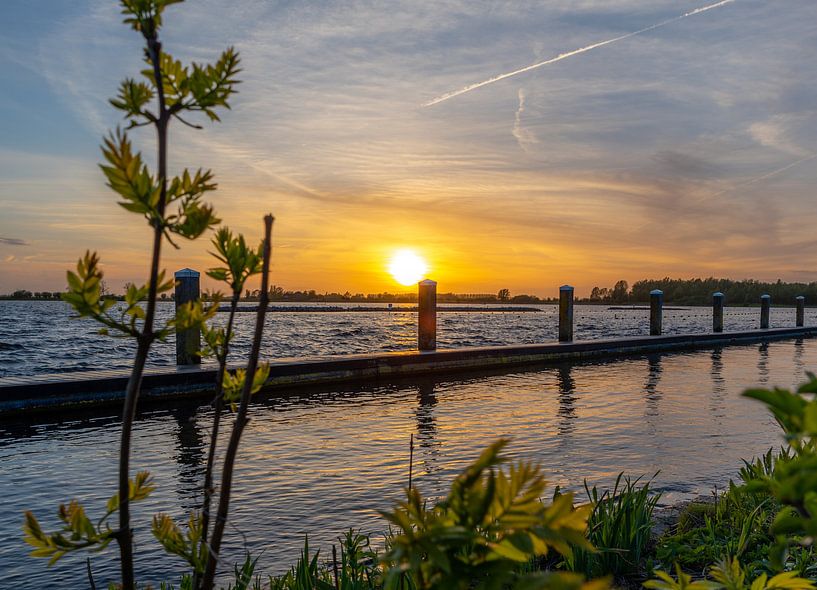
[388,249,429,286]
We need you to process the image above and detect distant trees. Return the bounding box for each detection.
[589,286,608,301]
[237,289,550,304]
[10,277,814,306]
[0,290,63,300]
[611,280,629,304]
[586,277,817,305]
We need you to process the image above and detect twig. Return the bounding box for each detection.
[408,433,414,490]
[86,557,97,590]
[118,28,171,590]
[332,545,340,590]
[201,215,274,590]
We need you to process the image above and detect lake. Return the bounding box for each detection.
[1,300,812,377]
[0,301,811,587]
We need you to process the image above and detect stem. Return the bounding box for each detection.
[196,291,239,589]
[408,433,414,490]
[201,215,273,590]
[332,545,340,590]
[86,557,97,590]
[117,32,169,590]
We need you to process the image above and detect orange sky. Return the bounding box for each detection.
[2,1,817,297]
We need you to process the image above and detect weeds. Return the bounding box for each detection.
[564,473,660,581]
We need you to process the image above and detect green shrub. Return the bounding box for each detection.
[379,439,602,590]
[564,474,659,580]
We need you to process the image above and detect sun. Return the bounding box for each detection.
[388,249,429,286]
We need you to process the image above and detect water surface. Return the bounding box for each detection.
[1,301,811,377]
[0,338,810,587]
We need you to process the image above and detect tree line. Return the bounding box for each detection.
[0,286,553,304]
[590,278,817,305]
[5,279,815,305]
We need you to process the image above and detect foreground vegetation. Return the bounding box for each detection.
[150,368,817,589]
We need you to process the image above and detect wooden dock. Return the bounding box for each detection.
[1,326,815,415]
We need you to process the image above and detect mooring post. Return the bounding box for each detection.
[760,294,771,329]
[796,295,805,327]
[559,285,574,342]
[418,279,437,351]
[712,292,724,333]
[650,289,663,336]
[175,268,201,365]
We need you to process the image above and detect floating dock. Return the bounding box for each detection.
[1,326,814,415]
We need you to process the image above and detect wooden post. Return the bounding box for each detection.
[712,292,724,333]
[175,268,201,365]
[650,289,663,336]
[796,295,805,327]
[418,279,437,351]
[559,285,574,342]
[760,294,771,329]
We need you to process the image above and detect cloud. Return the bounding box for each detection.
[0,237,28,246]
[512,88,538,152]
[2,0,817,294]
[423,0,737,107]
[709,153,817,198]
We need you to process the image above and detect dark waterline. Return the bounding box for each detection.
[0,339,811,588]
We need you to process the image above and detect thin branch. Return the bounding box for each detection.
[86,557,97,590]
[196,291,240,590]
[172,112,203,130]
[126,120,154,130]
[200,215,274,590]
[117,25,170,590]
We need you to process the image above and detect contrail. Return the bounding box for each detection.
[709,153,817,198]
[424,0,736,107]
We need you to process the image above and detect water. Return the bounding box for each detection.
[0,301,812,377]
[0,302,814,586]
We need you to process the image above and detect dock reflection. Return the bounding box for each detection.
[644,355,663,420]
[710,349,727,420]
[414,382,441,478]
[793,338,805,378]
[169,406,206,509]
[556,364,577,437]
[757,342,770,385]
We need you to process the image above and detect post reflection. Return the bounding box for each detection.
[169,406,207,509]
[414,381,441,478]
[793,338,805,378]
[757,343,770,385]
[644,355,663,420]
[556,364,577,437]
[710,348,726,419]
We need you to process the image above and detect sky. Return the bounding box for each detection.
[1,0,816,297]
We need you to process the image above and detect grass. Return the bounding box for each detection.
[563,473,660,582]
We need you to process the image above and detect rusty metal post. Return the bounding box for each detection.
[418,279,437,351]
[175,268,201,365]
[713,292,724,333]
[760,294,771,329]
[559,285,574,342]
[650,289,663,336]
[796,295,805,327]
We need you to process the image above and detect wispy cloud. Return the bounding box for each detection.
[0,237,28,246]
[2,0,817,293]
[511,88,538,152]
[423,0,737,107]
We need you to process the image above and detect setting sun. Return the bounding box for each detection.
[388,249,429,286]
